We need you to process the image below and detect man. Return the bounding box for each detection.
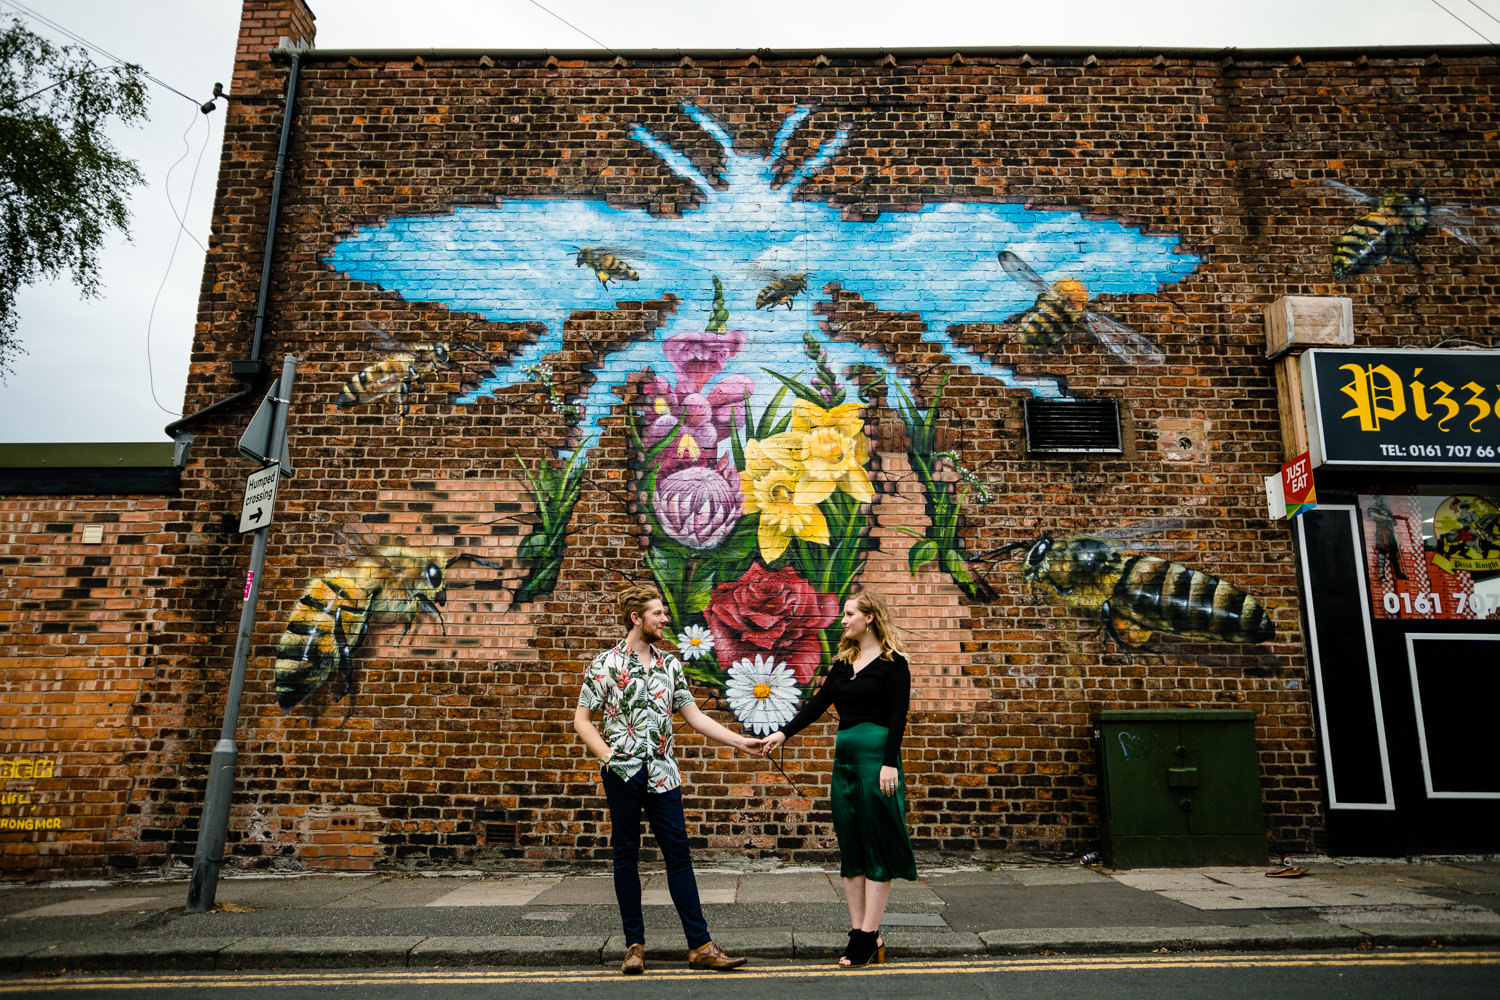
[574,584,764,975]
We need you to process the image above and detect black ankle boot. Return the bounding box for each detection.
[841,929,879,968]
[838,928,858,964]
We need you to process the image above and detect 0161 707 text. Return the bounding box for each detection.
[1382,590,1500,616]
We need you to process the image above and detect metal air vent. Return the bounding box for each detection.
[483,821,519,847]
[1024,398,1123,454]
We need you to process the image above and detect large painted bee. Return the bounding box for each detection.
[1002,523,1274,653]
[996,251,1165,366]
[755,271,809,310]
[1315,180,1480,279]
[274,545,505,712]
[338,337,495,428]
[574,246,640,288]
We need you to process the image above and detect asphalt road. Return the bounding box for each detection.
[1,949,1496,999]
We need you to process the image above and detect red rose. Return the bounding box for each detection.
[705,563,838,684]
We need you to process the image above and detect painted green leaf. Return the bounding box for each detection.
[761,368,830,408]
[686,573,715,615]
[753,384,791,438]
[909,537,939,573]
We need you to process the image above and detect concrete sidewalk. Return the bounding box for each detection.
[1,857,1497,973]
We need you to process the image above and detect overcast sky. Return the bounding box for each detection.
[0,0,1492,444]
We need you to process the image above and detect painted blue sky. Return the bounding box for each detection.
[324,104,1199,448]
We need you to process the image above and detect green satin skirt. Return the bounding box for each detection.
[831,722,918,882]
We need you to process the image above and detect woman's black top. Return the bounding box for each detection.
[777,652,911,767]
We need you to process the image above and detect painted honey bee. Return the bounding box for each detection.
[755,271,809,310]
[996,251,1170,365]
[574,246,640,287]
[998,523,1274,653]
[995,251,1165,365]
[274,545,506,712]
[338,338,495,427]
[1315,180,1481,279]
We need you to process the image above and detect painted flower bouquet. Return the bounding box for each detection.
[629,280,873,733]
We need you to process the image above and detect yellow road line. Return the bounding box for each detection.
[2,949,1497,991]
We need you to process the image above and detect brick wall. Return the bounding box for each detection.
[5,0,1498,876]
[0,498,179,875]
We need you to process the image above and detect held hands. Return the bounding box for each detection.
[759,732,786,757]
[738,735,767,756]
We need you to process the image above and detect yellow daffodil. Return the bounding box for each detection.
[788,399,873,506]
[742,437,829,561]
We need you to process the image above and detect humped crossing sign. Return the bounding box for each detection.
[239,465,280,532]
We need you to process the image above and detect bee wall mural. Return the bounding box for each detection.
[1310,179,1493,280]
[755,271,809,311]
[996,251,1165,365]
[999,523,1275,655]
[324,103,1200,457]
[317,102,1285,729]
[573,246,640,288]
[274,544,508,712]
[337,333,497,429]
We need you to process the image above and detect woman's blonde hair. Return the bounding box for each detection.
[834,589,906,664]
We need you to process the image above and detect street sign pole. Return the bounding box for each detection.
[187,355,296,913]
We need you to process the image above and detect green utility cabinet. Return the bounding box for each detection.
[1092,710,1267,867]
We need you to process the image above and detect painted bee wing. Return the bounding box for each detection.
[336,520,405,556]
[1428,204,1479,245]
[1104,538,1196,555]
[1094,517,1190,541]
[351,320,411,354]
[1084,310,1166,366]
[745,259,811,280]
[997,251,1051,294]
[646,247,718,274]
[570,243,634,256]
[1313,178,1380,206]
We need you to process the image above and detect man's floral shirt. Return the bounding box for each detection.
[579,640,694,792]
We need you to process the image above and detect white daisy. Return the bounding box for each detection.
[677,624,715,661]
[725,655,800,736]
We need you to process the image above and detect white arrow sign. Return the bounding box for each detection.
[239,465,280,533]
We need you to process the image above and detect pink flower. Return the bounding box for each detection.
[643,373,755,478]
[705,564,838,684]
[707,375,755,442]
[654,466,743,550]
[664,328,746,393]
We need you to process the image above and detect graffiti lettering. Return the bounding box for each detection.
[0,817,63,830]
[0,758,55,780]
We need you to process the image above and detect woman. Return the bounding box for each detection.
[761,589,917,968]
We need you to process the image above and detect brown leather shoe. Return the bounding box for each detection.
[621,943,645,975]
[687,940,746,970]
